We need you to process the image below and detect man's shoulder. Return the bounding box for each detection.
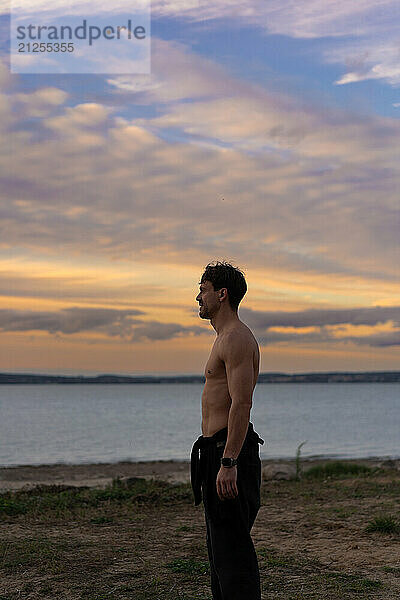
[226,321,258,342]
[220,322,259,355]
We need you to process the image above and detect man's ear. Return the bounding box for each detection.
[219,288,227,300]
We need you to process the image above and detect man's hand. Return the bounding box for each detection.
[216,465,238,500]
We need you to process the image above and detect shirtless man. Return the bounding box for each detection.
[190,261,263,600]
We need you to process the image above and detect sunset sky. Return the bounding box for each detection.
[0,1,399,375]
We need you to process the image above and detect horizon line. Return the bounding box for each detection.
[2,369,400,378]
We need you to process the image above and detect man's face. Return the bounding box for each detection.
[196,280,220,320]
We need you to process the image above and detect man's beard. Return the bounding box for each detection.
[199,305,210,319]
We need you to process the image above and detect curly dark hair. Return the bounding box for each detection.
[200,261,247,310]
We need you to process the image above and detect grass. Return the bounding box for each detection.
[1,537,71,572]
[261,472,400,507]
[90,515,114,524]
[365,515,400,534]
[257,547,300,569]
[303,461,373,479]
[256,547,385,598]
[0,477,193,520]
[166,558,210,576]
[382,566,400,576]
[295,440,307,480]
[319,572,383,593]
[176,524,197,532]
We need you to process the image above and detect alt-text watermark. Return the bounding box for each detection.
[11,2,150,74]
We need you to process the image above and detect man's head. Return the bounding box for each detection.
[196,261,247,319]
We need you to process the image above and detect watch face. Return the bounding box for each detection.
[221,458,236,467]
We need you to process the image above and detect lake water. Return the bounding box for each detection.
[0,383,399,466]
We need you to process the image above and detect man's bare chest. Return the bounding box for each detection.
[204,342,226,379]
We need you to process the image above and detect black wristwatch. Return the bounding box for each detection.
[221,457,237,468]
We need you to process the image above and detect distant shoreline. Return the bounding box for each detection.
[1,371,400,384]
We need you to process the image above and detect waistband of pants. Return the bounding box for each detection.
[190,422,264,506]
[194,421,264,450]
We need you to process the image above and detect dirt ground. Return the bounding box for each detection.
[0,459,193,491]
[1,459,400,599]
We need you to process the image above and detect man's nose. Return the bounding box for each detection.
[196,293,200,301]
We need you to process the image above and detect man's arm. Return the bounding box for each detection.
[216,333,254,500]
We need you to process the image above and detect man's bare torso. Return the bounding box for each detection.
[202,321,259,437]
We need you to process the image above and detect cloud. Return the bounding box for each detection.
[3,0,396,38]
[3,304,398,348]
[255,0,398,40]
[0,269,168,303]
[4,1,399,88]
[147,93,400,166]
[107,39,238,102]
[0,39,399,293]
[328,41,400,87]
[0,307,207,341]
[0,307,143,334]
[3,0,397,39]
[256,328,400,348]
[46,102,110,128]
[132,320,205,341]
[348,330,400,347]
[16,87,68,107]
[240,306,400,347]
[241,305,400,329]
[135,0,400,41]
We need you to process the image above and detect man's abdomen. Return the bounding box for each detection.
[201,379,232,436]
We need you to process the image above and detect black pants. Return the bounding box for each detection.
[191,424,263,600]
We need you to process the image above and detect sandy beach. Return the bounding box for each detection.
[1,456,398,491]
